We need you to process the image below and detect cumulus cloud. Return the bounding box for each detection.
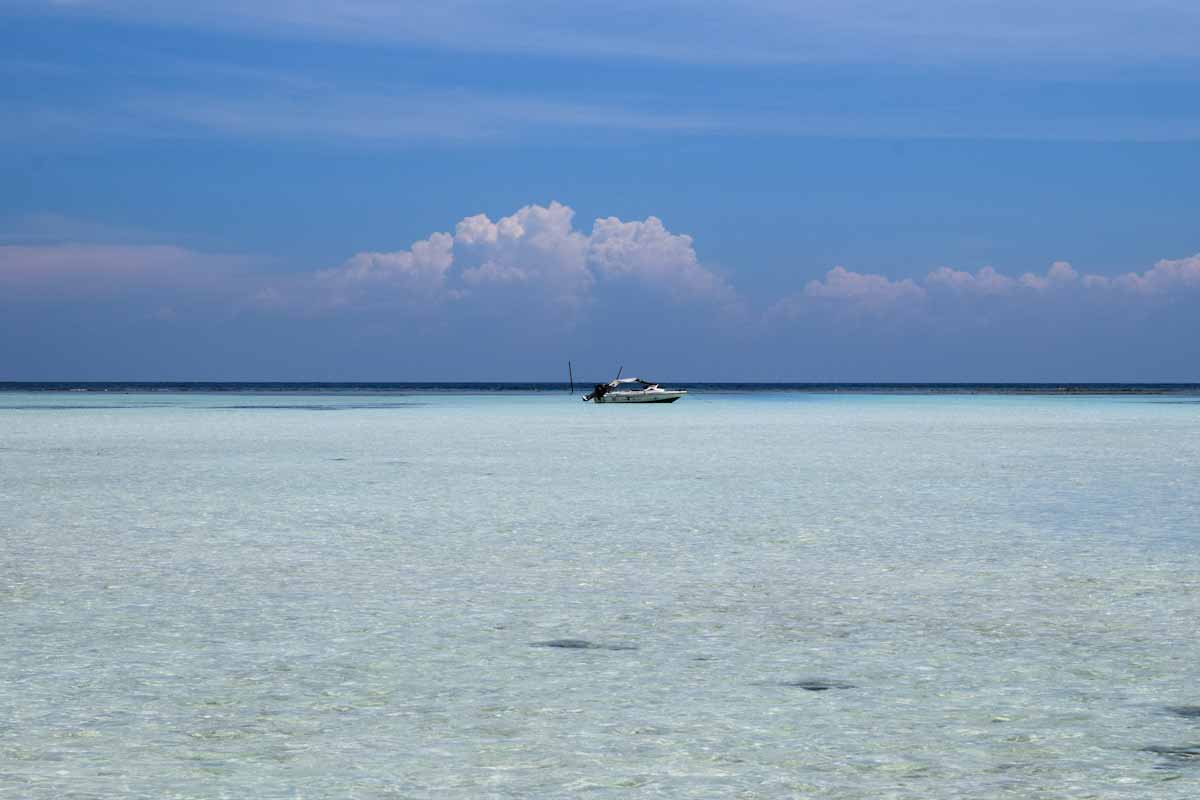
[587,215,733,299]
[1018,260,1078,290]
[313,231,455,310]
[325,233,453,288]
[454,202,592,306]
[768,253,1200,327]
[925,265,1016,294]
[923,256,1200,300]
[925,261,1084,294]
[305,206,1200,336]
[309,201,732,314]
[1081,254,1200,294]
[766,266,924,324]
[6,208,1199,345]
[804,266,926,306]
[859,255,1200,306]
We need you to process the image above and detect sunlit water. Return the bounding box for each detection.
[2,391,1199,798]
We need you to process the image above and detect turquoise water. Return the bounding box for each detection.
[2,391,1199,798]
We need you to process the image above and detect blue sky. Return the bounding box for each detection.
[2,1,1199,380]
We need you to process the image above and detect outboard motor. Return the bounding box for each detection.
[583,383,611,402]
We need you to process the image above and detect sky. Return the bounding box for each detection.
[2,1,1199,381]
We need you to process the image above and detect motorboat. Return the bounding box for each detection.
[583,377,686,404]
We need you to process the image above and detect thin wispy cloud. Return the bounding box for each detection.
[0,242,256,297]
[7,6,1200,148]
[4,88,729,146]
[128,91,724,142]
[9,84,1200,146]
[0,213,170,246]
[16,1,1200,67]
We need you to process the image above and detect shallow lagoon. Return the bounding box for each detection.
[2,390,1199,798]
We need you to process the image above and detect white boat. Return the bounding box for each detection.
[583,377,686,404]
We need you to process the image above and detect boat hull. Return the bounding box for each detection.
[594,390,686,404]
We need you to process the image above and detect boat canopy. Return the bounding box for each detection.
[581,370,685,402]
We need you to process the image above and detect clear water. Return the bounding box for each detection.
[2,391,1199,798]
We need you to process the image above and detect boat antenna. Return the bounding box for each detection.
[615,365,623,382]
[568,361,574,394]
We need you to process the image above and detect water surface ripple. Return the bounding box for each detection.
[2,391,1198,798]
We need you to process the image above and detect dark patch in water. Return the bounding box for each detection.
[0,404,159,410]
[1166,710,1200,724]
[530,639,638,651]
[217,404,333,410]
[329,458,350,462]
[1166,705,1200,719]
[1144,745,1200,764]
[213,402,423,410]
[759,679,856,691]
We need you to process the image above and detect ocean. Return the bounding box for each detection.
[2,386,1199,798]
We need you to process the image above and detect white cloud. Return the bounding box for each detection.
[1082,254,1200,294]
[309,207,1200,329]
[7,210,1199,342]
[804,266,926,306]
[767,266,925,324]
[309,202,732,314]
[769,252,1200,326]
[921,257,1200,299]
[927,261,1081,294]
[1019,260,1078,290]
[926,265,1016,294]
[454,202,592,306]
[587,215,732,299]
[318,232,453,296]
